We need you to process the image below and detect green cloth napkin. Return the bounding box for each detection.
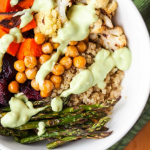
[108,0,150,149]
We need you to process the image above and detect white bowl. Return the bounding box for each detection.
[1,0,150,150]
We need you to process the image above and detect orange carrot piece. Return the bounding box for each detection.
[16,43,24,60]
[30,40,43,57]
[21,19,36,32]
[0,28,20,56]
[7,42,20,56]
[17,39,42,60]
[0,28,7,38]
[0,12,16,21]
[18,0,34,9]
[0,0,11,12]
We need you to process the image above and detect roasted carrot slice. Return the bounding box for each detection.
[0,11,36,32]
[0,28,8,38]
[0,28,20,56]
[0,0,11,12]
[18,0,34,9]
[21,19,36,32]
[17,39,42,60]
[0,12,16,21]
[7,42,20,56]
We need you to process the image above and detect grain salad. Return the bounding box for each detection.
[0,0,131,149]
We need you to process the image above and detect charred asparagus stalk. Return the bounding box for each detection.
[0,126,28,137]
[87,116,110,132]
[16,112,98,130]
[21,128,88,144]
[31,108,84,120]
[46,131,113,149]
[1,97,120,113]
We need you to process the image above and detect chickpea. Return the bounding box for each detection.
[69,41,78,46]
[65,46,79,58]
[25,67,38,80]
[73,56,86,68]
[53,43,60,49]
[40,80,54,93]
[31,79,40,91]
[14,60,25,72]
[34,33,45,44]
[45,74,51,80]
[83,36,89,43]
[59,56,72,70]
[50,75,62,84]
[8,81,19,93]
[24,56,37,69]
[49,38,54,44]
[40,91,51,98]
[52,64,65,75]
[16,72,27,84]
[55,83,61,89]
[77,41,87,53]
[42,42,53,54]
[39,54,51,65]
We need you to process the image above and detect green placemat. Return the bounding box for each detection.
[108,0,150,149]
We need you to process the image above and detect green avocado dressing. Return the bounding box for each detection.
[36,43,68,86]
[31,0,55,12]
[51,96,63,112]
[36,2,98,85]
[60,47,132,97]
[1,96,45,128]
[10,0,19,7]
[37,122,46,136]
[53,2,98,43]
[0,28,23,72]
[61,70,93,97]
[14,9,33,29]
[13,0,55,29]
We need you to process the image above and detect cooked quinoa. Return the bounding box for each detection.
[51,36,125,108]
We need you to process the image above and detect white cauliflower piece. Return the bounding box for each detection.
[104,0,118,14]
[89,33,98,42]
[87,0,109,9]
[99,26,127,50]
[34,10,61,37]
[56,0,72,23]
[100,14,113,28]
[90,19,105,33]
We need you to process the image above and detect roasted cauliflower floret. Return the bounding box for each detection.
[90,19,104,33]
[100,14,113,28]
[34,10,62,37]
[104,0,118,14]
[99,27,127,50]
[90,13,113,33]
[56,0,72,23]
[87,0,109,9]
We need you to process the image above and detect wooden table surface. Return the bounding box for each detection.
[124,121,150,150]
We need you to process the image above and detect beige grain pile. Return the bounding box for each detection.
[51,39,125,107]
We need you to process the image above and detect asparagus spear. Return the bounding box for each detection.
[31,108,84,120]
[87,116,110,132]
[0,97,120,114]
[0,126,28,137]
[16,112,96,130]
[64,121,94,129]
[21,128,88,144]
[33,96,70,107]
[79,97,121,111]
[47,131,113,149]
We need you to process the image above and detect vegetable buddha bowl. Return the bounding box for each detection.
[0,0,150,150]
